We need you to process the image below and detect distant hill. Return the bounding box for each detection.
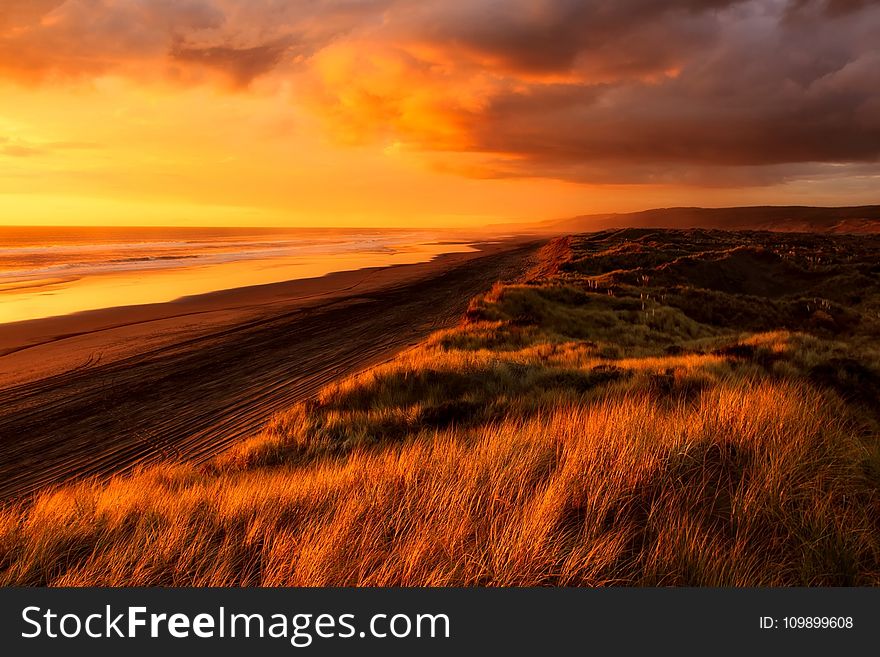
[531,205,880,235]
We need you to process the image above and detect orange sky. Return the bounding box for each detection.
[1,1,878,228]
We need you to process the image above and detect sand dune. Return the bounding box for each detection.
[534,205,880,234]
[3,230,878,586]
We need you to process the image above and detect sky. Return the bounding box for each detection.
[0,0,878,228]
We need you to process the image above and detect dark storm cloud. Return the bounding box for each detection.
[389,0,749,76]
[353,0,880,184]
[785,0,876,18]
[1,0,878,185]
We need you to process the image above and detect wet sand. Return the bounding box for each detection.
[0,238,542,501]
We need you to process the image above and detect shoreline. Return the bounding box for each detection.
[0,237,543,500]
[0,240,514,388]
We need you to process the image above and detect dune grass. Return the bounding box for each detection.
[1,230,878,586]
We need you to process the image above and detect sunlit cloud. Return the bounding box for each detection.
[0,0,878,226]
[299,0,880,185]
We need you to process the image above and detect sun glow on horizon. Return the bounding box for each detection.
[0,77,623,229]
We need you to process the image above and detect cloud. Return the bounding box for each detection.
[0,1,391,84]
[169,36,294,88]
[304,0,880,185]
[1,0,879,186]
[0,1,67,29]
[384,1,748,79]
[0,135,97,157]
[0,0,224,81]
[0,143,43,158]
[785,0,875,18]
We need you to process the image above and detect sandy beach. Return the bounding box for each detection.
[0,238,542,500]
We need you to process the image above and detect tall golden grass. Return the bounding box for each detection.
[1,232,878,586]
[1,376,877,586]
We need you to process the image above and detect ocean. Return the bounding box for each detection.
[0,226,475,324]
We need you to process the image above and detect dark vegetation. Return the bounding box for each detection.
[2,229,878,586]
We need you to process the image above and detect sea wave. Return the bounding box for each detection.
[0,232,429,281]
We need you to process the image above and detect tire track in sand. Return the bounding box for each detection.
[0,241,541,501]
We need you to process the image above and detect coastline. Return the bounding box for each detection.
[0,240,510,387]
[0,237,542,500]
